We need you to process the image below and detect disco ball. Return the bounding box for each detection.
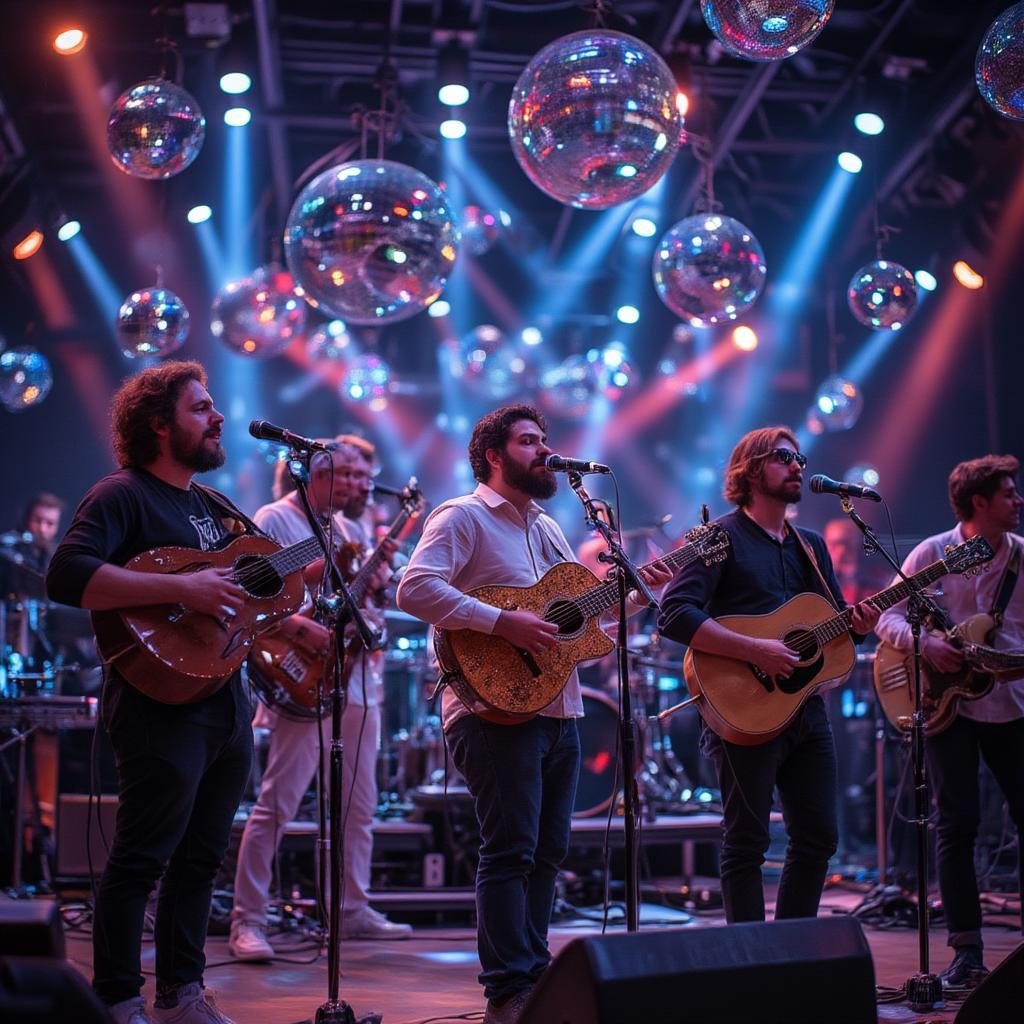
[284,159,458,325]
[701,1,835,61]
[653,214,767,326]
[342,353,391,405]
[0,347,52,413]
[845,464,880,489]
[306,320,351,362]
[813,375,863,432]
[847,260,918,331]
[106,79,206,180]
[116,287,189,358]
[977,3,1024,120]
[451,325,541,400]
[460,206,502,256]
[508,30,684,210]
[538,346,637,420]
[211,265,307,358]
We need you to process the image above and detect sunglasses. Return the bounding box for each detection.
[764,447,807,469]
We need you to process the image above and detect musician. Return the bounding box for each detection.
[658,426,879,924]
[875,454,1024,988]
[396,406,670,1024]
[230,436,410,961]
[46,361,251,1024]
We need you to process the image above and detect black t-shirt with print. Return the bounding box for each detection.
[47,467,247,724]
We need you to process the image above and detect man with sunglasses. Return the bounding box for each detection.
[658,426,879,923]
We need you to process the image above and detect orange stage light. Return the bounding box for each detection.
[676,92,689,117]
[13,229,43,260]
[952,260,984,290]
[53,28,87,55]
[733,325,758,351]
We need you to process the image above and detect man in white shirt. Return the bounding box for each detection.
[876,454,1024,988]
[396,405,669,1024]
[229,438,411,961]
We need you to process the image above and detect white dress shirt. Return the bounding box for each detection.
[875,524,1024,723]
[396,483,584,731]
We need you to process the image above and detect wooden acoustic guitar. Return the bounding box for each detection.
[874,612,1024,734]
[682,535,994,745]
[433,523,731,724]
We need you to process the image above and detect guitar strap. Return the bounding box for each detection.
[788,523,843,613]
[989,538,1021,629]
[192,483,265,539]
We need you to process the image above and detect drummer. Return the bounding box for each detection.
[1,492,65,597]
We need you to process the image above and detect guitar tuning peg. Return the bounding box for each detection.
[701,503,709,525]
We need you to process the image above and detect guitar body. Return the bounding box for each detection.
[683,592,857,745]
[93,535,307,704]
[248,615,332,719]
[437,561,615,722]
[873,614,1000,735]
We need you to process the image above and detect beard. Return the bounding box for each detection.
[761,477,802,504]
[169,423,226,473]
[345,495,369,520]
[500,450,558,500]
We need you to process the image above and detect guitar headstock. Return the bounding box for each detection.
[400,477,427,516]
[684,521,730,566]
[943,535,995,577]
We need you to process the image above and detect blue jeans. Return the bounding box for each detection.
[447,715,580,1004]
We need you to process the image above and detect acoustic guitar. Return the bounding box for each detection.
[874,611,1024,734]
[682,536,994,745]
[433,523,731,724]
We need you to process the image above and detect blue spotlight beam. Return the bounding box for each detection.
[225,122,251,281]
[65,234,124,352]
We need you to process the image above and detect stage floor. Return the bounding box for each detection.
[49,885,1021,1024]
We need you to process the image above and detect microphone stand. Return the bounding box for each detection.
[836,495,951,1012]
[567,471,659,932]
[286,453,382,1024]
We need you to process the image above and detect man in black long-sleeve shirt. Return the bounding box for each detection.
[658,426,879,923]
[48,361,249,1024]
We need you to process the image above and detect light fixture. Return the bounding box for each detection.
[53,28,87,55]
[854,112,885,136]
[219,72,252,95]
[439,118,466,139]
[187,204,213,224]
[439,83,469,106]
[224,107,252,127]
[631,217,657,238]
[676,92,689,117]
[914,269,937,292]
[437,41,470,107]
[13,229,43,260]
[521,326,543,345]
[616,304,640,324]
[952,259,984,290]
[57,220,81,242]
[428,299,451,318]
[733,325,758,351]
[837,152,863,174]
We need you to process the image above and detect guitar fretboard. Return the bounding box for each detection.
[265,535,324,580]
[348,502,417,605]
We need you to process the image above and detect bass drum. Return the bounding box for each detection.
[573,687,634,818]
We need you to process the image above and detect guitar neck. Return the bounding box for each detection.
[267,535,324,579]
[347,505,416,605]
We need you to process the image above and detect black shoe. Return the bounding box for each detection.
[940,946,989,990]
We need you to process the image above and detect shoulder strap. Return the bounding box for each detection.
[989,538,1021,626]
[789,525,841,612]
[192,483,265,538]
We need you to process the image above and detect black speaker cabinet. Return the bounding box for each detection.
[955,941,1024,1024]
[0,899,64,957]
[521,917,876,1024]
[0,957,112,1023]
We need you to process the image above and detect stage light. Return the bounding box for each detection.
[57,220,81,242]
[438,40,470,107]
[53,28,87,55]
[854,112,884,136]
[616,304,640,324]
[631,216,657,237]
[224,107,251,127]
[219,72,252,95]
[521,326,543,346]
[440,118,467,139]
[428,299,451,318]
[837,151,863,174]
[953,260,984,290]
[914,269,937,292]
[438,83,469,106]
[13,229,43,260]
[187,204,212,224]
[733,325,758,351]
[676,92,689,117]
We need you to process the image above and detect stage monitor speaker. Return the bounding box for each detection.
[56,794,118,880]
[0,957,112,1023]
[0,900,64,957]
[520,917,876,1024]
[954,941,1024,1024]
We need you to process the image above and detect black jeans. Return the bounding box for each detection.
[701,695,838,923]
[925,714,1024,950]
[93,677,253,1006]
[447,715,580,1004]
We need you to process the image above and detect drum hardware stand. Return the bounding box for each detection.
[286,451,382,1024]
[568,471,659,932]
[0,722,41,896]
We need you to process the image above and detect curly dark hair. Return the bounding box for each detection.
[723,425,799,508]
[948,454,1020,522]
[111,360,207,468]
[468,404,547,483]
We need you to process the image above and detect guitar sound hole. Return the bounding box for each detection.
[547,600,584,636]
[234,555,283,599]
[783,629,816,662]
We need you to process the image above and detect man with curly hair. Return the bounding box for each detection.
[47,361,250,1024]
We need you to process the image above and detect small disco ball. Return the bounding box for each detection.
[0,347,53,413]
[847,260,918,331]
[460,206,502,256]
[211,265,307,358]
[508,30,684,210]
[538,346,637,420]
[845,464,880,489]
[813,375,863,432]
[977,3,1024,120]
[653,214,767,326]
[106,79,206,180]
[284,159,458,325]
[701,1,835,61]
[342,353,391,403]
[116,287,189,358]
[451,325,540,400]
[306,320,351,362]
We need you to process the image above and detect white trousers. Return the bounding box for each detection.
[232,701,381,924]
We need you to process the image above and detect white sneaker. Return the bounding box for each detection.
[109,996,152,1024]
[228,921,274,961]
[341,906,413,939]
[152,984,236,1024]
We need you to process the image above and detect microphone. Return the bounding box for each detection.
[808,474,882,503]
[545,454,611,475]
[370,481,405,497]
[248,419,334,453]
